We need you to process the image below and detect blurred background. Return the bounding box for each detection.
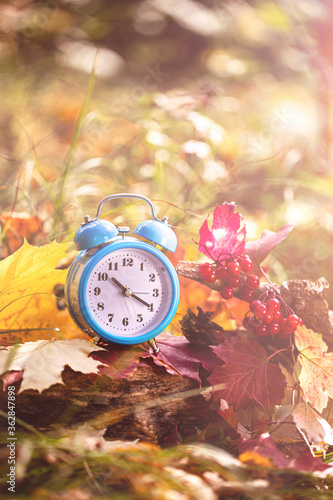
[1,0,333,302]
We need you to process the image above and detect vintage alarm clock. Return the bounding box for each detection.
[65,194,180,352]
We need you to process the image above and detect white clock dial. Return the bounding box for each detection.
[85,248,174,338]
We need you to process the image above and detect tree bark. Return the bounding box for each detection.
[0,359,211,443]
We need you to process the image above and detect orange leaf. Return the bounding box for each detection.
[0,213,45,257]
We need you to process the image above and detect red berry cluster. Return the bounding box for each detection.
[199,254,259,302]
[242,297,303,339]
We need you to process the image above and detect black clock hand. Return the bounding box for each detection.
[130,293,151,308]
[111,278,151,308]
[111,277,127,293]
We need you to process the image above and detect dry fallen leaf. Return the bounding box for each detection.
[274,403,333,447]
[294,326,333,413]
[0,339,106,393]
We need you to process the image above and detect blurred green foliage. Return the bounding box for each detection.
[1,0,333,299]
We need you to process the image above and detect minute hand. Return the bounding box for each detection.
[130,293,151,308]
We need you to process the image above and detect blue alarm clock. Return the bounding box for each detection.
[65,194,180,352]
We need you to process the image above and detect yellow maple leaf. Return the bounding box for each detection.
[294,326,333,413]
[0,240,83,343]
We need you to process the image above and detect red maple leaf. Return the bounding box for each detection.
[198,203,246,261]
[208,338,286,409]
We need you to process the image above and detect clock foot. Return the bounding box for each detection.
[148,338,159,354]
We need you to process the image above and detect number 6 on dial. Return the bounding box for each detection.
[65,194,180,352]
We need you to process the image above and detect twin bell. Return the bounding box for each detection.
[73,193,177,253]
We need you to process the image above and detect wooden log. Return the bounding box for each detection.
[0,359,211,443]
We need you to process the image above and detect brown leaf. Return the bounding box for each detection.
[244,224,294,266]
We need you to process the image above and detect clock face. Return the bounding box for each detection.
[85,246,175,339]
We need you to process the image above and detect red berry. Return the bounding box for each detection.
[250,300,262,313]
[227,261,241,276]
[242,316,255,331]
[254,304,267,319]
[267,323,280,335]
[263,311,274,324]
[279,318,294,337]
[286,314,300,330]
[204,271,217,283]
[216,265,228,280]
[246,274,260,289]
[240,257,253,273]
[240,287,254,302]
[254,323,267,337]
[228,275,241,287]
[273,310,282,323]
[266,298,281,312]
[220,286,234,300]
[199,262,213,277]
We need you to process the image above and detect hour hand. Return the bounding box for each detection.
[111,277,127,293]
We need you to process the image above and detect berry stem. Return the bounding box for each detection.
[267,348,289,361]
[192,240,217,263]
[259,266,280,294]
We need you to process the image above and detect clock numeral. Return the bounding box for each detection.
[140,262,144,271]
[122,317,129,326]
[97,272,108,281]
[122,258,133,267]
[94,287,101,296]
[149,273,156,282]
[108,262,118,271]
[152,288,159,297]
[97,302,104,311]
[148,303,154,312]
[108,313,114,323]
[136,314,143,323]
